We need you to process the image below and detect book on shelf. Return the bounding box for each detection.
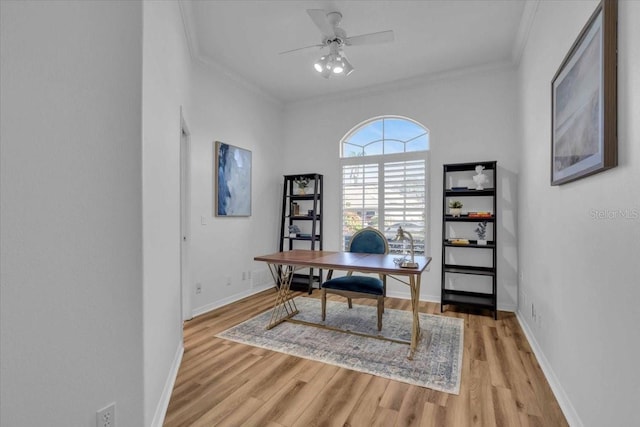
[450,186,469,190]
[467,211,492,218]
[448,238,470,245]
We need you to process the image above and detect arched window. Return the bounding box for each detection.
[340,116,429,255]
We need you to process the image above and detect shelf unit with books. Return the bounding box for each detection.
[441,161,497,319]
[278,173,323,293]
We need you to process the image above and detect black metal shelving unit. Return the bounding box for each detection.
[441,161,497,319]
[278,173,323,293]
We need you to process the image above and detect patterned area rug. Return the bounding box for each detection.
[216,297,464,394]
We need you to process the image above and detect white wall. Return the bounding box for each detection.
[517,1,640,425]
[0,1,144,426]
[283,66,520,310]
[141,1,192,425]
[186,61,284,316]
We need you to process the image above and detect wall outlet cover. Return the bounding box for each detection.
[97,403,115,427]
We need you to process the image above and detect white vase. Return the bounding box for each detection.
[450,208,461,217]
[477,239,487,245]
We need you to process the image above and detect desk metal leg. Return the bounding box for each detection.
[266,263,299,329]
[408,273,422,360]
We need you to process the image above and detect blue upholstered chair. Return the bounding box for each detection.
[321,227,389,331]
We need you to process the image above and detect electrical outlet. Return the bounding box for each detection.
[97,403,115,427]
[226,276,231,286]
[195,283,202,294]
[538,310,543,327]
[242,271,246,281]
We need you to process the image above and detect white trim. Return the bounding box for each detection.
[177,0,200,60]
[515,311,583,427]
[286,60,514,109]
[150,342,184,427]
[191,284,275,318]
[180,107,192,322]
[177,0,283,108]
[511,0,540,66]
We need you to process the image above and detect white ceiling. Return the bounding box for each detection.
[180,0,534,104]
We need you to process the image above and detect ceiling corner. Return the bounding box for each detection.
[178,0,200,60]
[511,0,540,66]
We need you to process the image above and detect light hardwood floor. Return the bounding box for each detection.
[164,289,568,427]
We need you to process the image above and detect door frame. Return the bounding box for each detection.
[180,107,192,321]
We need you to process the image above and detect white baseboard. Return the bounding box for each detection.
[515,311,582,427]
[151,286,274,426]
[150,341,184,427]
[191,284,274,318]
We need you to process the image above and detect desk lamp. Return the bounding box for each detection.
[395,226,418,268]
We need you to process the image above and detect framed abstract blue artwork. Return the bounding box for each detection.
[215,141,252,216]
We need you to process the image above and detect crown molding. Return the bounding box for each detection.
[178,0,536,109]
[177,0,283,109]
[511,0,540,66]
[285,60,516,110]
[177,0,200,59]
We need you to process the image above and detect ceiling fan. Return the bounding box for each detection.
[280,9,395,78]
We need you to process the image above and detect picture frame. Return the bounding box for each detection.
[551,0,617,186]
[215,141,252,216]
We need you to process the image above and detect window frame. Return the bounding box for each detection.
[339,116,430,256]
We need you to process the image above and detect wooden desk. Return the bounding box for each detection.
[254,249,432,359]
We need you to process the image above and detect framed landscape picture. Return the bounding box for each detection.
[551,0,617,185]
[215,141,252,216]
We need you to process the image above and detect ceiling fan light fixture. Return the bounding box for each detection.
[313,55,328,72]
[342,56,354,76]
[289,9,393,79]
[319,62,332,78]
[315,49,354,77]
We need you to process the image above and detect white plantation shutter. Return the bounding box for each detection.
[341,154,427,255]
[342,163,379,232]
[383,159,426,254]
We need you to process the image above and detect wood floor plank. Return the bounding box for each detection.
[343,375,389,427]
[379,380,411,410]
[420,401,447,427]
[272,363,340,426]
[369,407,399,427]
[482,325,511,388]
[291,369,373,427]
[196,396,265,427]
[468,359,497,426]
[163,289,568,427]
[492,386,522,427]
[232,378,306,426]
[395,385,430,426]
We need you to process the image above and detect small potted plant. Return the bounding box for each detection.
[294,177,310,195]
[475,221,488,245]
[448,200,463,217]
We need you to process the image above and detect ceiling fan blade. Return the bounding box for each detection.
[278,43,324,55]
[345,30,395,46]
[307,9,336,38]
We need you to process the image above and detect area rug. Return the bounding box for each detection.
[216,297,464,394]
